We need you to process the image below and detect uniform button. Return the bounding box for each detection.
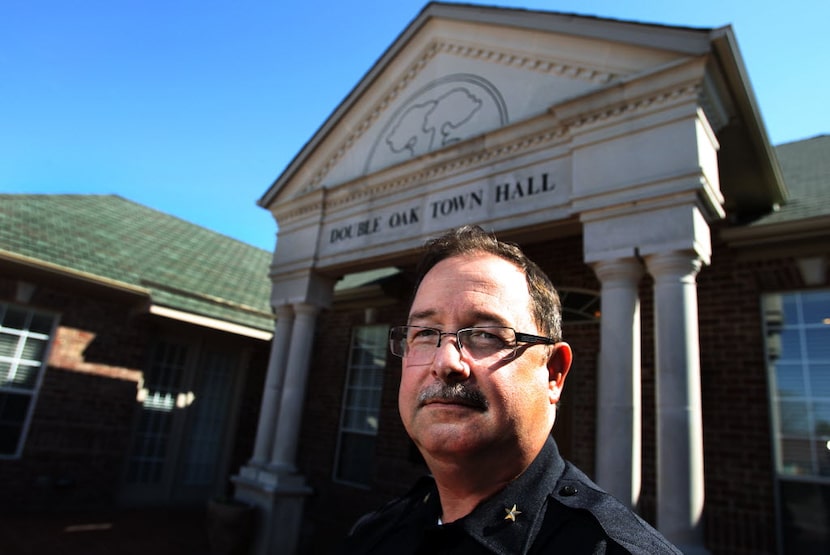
[559,485,578,496]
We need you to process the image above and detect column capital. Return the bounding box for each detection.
[269,270,336,309]
[273,304,295,320]
[591,257,644,286]
[644,250,703,282]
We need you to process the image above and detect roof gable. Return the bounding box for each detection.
[259,2,717,209]
[752,135,830,225]
[0,194,273,332]
[776,135,830,198]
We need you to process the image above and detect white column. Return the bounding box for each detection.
[270,302,320,472]
[249,305,294,466]
[646,251,708,555]
[592,257,643,509]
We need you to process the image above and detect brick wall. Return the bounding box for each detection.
[297,300,415,553]
[0,278,149,510]
[0,275,270,513]
[695,231,801,555]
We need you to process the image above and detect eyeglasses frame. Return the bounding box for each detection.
[389,325,554,363]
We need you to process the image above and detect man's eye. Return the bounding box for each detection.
[409,328,438,341]
[467,330,505,345]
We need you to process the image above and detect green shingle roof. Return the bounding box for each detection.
[0,194,274,332]
[753,135,830,226]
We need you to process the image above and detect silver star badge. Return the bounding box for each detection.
[504,504,522,522]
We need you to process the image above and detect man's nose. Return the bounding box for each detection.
[431,333,471,381]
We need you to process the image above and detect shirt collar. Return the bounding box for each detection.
[438,436,566,554]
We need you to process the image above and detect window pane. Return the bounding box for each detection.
[814,402,830,436]
[0,333,18,358]
[810,364,830,397]
[781,295,800,326]
[343,407,359,430]
[779,400,810,435]
[778,329,802,361]
[801,292,830,325]
[775,363,806,397]
[4,362,40,390]
[335,325,387,485]
[0,392,31,455]
[28,314,54,334]
[2,308,27,330]
[20,337,47,361]
[0,361,10,384]
[779,438,813,475]
[806,328,830,359]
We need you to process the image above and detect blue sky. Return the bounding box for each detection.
[2,1,827,251]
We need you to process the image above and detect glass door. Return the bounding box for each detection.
[174,348,237,502]
[121,338,241,505]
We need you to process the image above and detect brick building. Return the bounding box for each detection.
[237,3,830,555]
[0,195,273,512]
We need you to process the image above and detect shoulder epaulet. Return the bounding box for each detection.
[551,463,682,555]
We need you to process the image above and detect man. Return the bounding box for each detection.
[342,225,681,554]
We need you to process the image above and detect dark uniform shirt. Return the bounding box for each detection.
[341,436,682,554]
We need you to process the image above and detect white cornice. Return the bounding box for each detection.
[148,305,273,341]
[721,216,830,247]
[273,71,708,228]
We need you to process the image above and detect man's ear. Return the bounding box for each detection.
[547,342,572,404]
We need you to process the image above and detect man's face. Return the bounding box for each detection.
[398,253,570,465]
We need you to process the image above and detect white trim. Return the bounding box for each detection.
[0,249,149,297]
[149,305,273,341]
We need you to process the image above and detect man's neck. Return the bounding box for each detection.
[426,449,536,523]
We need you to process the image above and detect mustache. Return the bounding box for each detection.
[417,382,488,410]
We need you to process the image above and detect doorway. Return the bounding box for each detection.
[121,337,243,505]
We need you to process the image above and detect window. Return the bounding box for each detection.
[126,340,189,485]
[763,290,830,552]
[0,303,57,458]
[560,289,601,323]
[123,338,240,504]
[334,325,387,486]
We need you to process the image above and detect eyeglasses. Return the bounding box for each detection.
[389,325,553,365]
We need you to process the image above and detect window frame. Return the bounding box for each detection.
[0,302,59,460]
[763,289,830,482]
[560,288,601,324]
[762,288,830,554]
[332,324,388,488]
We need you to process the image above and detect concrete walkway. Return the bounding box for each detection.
[0,507,212,555]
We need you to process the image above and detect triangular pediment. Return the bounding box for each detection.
[260,3,719,210]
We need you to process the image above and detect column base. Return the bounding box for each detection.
[232,466,313,555]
